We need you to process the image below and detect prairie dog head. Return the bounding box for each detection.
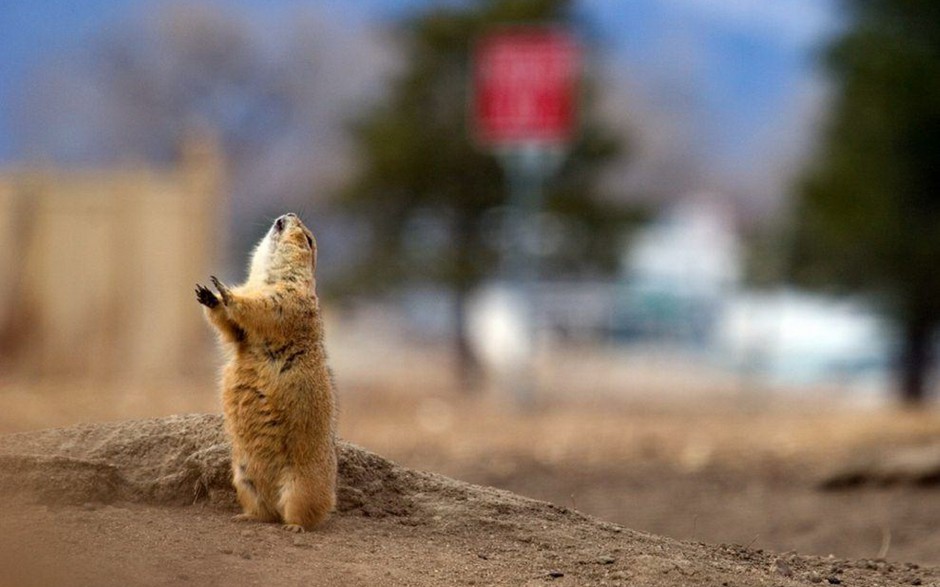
[247,213,317,290]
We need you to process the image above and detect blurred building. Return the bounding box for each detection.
[613,195,741,347]
[714,289,892,389]
[0,135,224,383]
[462,193,894,395]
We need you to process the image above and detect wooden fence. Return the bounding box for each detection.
[0,137,225,383]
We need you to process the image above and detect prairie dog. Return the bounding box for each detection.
[196,213,337,532]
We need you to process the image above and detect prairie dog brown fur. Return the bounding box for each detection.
[196,213,336,532]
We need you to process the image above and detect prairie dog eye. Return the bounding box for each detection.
[305,235,314,248]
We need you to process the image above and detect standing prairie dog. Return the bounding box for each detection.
[196,213,337,532]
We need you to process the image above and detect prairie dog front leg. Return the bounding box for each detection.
[204,276,288,341]
[196,280,243,343]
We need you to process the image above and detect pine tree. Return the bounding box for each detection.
[339,0,636,388]
[793,0,940,403]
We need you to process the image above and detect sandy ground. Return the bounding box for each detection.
[1,414,937,587]
[1,368,939,584]
[340,388,940,566]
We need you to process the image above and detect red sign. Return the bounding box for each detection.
[472,28,580,147]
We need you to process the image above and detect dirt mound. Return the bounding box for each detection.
[0,416,936,587]
[0,415,229,505]
[0,414,546,523]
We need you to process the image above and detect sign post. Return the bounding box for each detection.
[472,27,580,404]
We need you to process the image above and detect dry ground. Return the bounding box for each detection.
[1,414,937,587]
[1,370,939,584]
[340,387,940,566]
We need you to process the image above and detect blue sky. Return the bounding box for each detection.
[0,0,842,209]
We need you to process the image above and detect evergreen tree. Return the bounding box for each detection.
[339,0,636,387]
[792,0,940,403]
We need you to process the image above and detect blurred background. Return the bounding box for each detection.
[2,0,940,566]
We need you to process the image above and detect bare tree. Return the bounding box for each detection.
[13,3,395,225]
